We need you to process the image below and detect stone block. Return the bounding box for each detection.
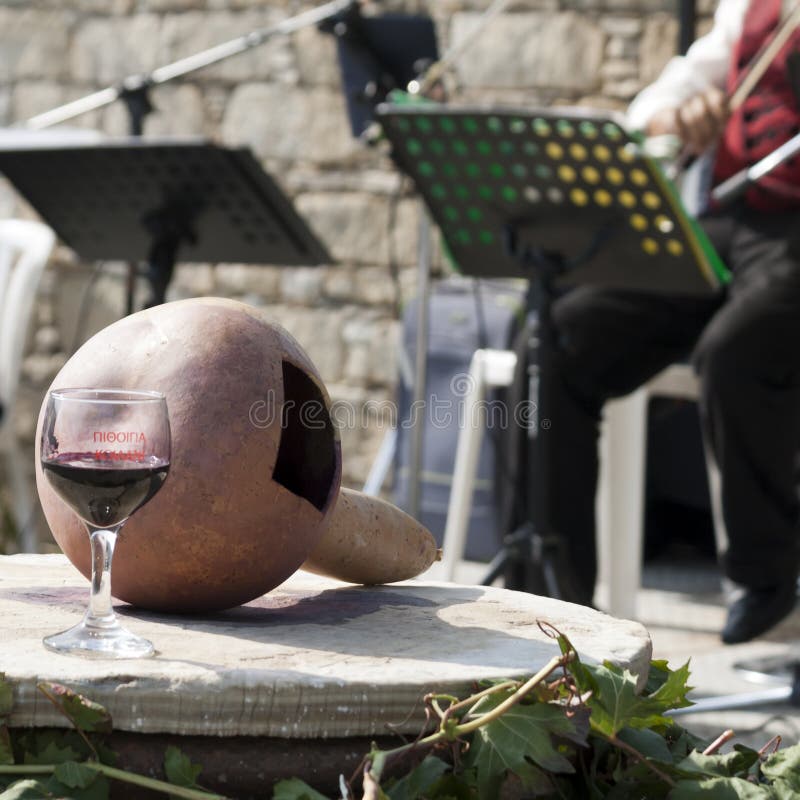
[295,192,390,266]
[70,15,162,85]
[451,12,605,92]
[352,265,398,308]
[323,265,357,303]
[168,263,216,298]
[0,554,653,745]
[0,8,71,82]
[158,10,296,85]
[143,84,207,137]
[293,25,340,88]
[640,13,678,87]
[222,83,357,165]
[264,304,350,384]
[214,263,282,298]
[391,198,420,268]
[280,266,325,306]
[9,82,101,131]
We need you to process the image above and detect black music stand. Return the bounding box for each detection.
[321,8,439,138]
[0,137,330,310]
[376,104,726,599]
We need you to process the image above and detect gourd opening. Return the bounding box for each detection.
[272,360,337,511]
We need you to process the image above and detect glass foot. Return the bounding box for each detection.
[44,619,154,659]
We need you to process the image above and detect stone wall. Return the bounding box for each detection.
[0,0,715,549]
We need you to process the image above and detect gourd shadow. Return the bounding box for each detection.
[119,580,583,671]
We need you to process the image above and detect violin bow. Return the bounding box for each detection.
[728,0,800,111]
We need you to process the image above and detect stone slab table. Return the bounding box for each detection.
[0,554,652,796]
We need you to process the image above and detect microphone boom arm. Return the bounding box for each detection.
[23,0,359,131]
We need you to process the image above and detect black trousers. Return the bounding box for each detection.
[541,201,800,600]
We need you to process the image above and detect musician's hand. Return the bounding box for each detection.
[647,86,729,155]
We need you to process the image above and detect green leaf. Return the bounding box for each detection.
[0,677,12,719]
[761,743,800,789]
[45,773,110,800]
[677,749,760,780]
[272,777,331,800]
[386,756,449,800]
[617,727,673,764]
[424,773,475,800]
[164,745,202,789]
[584,662,670,736]
[644,660,673,695]
[648,662,693,714]
[23,738,81,766]
[37,683,112,734]
[666,725,709,760]
[465,696,576,798]
[54,761,98,789]
[669,777,773,798]
[0,780,51,800]
[606,778,671,800]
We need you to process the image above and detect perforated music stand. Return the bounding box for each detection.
[377,105,727,294]
[0,137,330,308]
[376,103,727,599]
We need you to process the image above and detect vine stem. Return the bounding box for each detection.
[457,654,572,735]
[367,652,572,783]
[604,733,676,788]
[0,763,228,800]
[704,730,735,755]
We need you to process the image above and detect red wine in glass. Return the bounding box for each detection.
[40,388,171,658]
[42,454,169,529]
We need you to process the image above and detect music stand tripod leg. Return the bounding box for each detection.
[481,233,570,600]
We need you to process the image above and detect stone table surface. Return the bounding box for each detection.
[0,554,652,739]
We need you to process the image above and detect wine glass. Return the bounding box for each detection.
[40,388,170,658]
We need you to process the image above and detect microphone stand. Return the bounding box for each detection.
[23,0,359,133]
[16,0,359,313]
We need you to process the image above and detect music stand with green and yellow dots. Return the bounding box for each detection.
[375,103,728,599]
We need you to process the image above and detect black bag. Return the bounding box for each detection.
[393,278,526,562]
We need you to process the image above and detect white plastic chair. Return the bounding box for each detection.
[440,353,711,619]
[597,364,706,619]
[0,219,56,552]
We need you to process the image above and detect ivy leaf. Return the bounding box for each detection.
[53,761,98,789]
[666,725,708,760]
[0,676,12,719]
[617,727,673,764]
[386,755,449,800]
[605,778,671,799]
[37,683,112,734]
[45,773,109,800]
[465,696,576,797]
[164,745,202,788]
[761,743,800,790]
[23,738,81,765]
[0,780,52,799]
[424,773,474,800]
[670,777,773,798]
[644,660,673,695]
[677,748,760,779]
[648,661,693,714]
[272,778,331,800]
[583,662,670,735]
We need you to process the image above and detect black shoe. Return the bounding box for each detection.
[721,582,798,645]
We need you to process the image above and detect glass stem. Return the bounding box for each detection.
[85,526,121,628]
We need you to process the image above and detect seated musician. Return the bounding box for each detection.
[545,0,800,642]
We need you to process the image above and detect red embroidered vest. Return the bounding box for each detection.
[713,0,800,209]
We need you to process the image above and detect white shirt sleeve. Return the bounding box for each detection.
[626,0,748,132]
